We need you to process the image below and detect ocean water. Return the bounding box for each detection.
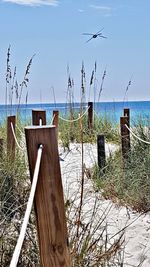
[1,101,150,125]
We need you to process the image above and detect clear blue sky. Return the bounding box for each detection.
[0,0,150,104]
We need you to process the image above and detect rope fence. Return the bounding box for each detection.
[11,122,25,151]
[39,118,42,126]
[15,124,26,147]
[9,144,43,267]
[51,114,55,125]
[3,107,150,266]
[125,124,150,145]
[59,106,89,123]
[16,124,25,136]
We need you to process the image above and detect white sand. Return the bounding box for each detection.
[59,143,150,267]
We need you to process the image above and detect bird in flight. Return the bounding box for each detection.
[82,28,107,43]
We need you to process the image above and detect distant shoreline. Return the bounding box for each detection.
[0,99,150,106]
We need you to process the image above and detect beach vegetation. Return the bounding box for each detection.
[93,121,150,212]
[59,111,119,151]
[0,50,148,266]
[0,114,124,266]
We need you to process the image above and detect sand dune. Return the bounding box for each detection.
[60,143,150,267]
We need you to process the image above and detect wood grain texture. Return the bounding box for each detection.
[25,126,71,267]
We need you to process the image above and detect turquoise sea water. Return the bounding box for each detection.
[1,101,150,125]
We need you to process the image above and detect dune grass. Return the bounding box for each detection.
[93,121,150,212]
[0,50,147,265]
[0,115,125,266]
[59,111,119,150]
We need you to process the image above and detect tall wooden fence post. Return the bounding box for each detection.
[97,134,106,171]
[52,110,59,139]
[120,116,130,159]
[32,109,46,125]
[88,102,93,131]
[25,125,71,267]
[7,115,16,157]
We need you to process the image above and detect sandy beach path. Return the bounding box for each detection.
[59,143,150,267]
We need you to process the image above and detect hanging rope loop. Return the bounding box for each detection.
[9,144,43,267]
[125,124,150,145]
[59,106,89,123]
[11,122,24,151]
[51,114,56,125]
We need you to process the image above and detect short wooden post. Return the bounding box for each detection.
[97,135,106,171]
[25,126,71,267]
[7,115,16,157]
[124,108,130,120]
[52,110,59,138]
[123,108,130,145]
[0,138,3,158]
[52,110,59,127]
[88,101,93,130]
[32,109,46,125]
[120,116,130,159]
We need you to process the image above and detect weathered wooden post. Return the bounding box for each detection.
[52,110,59,127]
[7,115,16,157]
[52,110,59,139]
[97,134,106,171]
[32,109,46,125]
[0,138,3,158]
[123,107,130,147]
[124,108,130,121]
[25,125,71,267]
[120,116,130,159]
[88,102,93,131]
